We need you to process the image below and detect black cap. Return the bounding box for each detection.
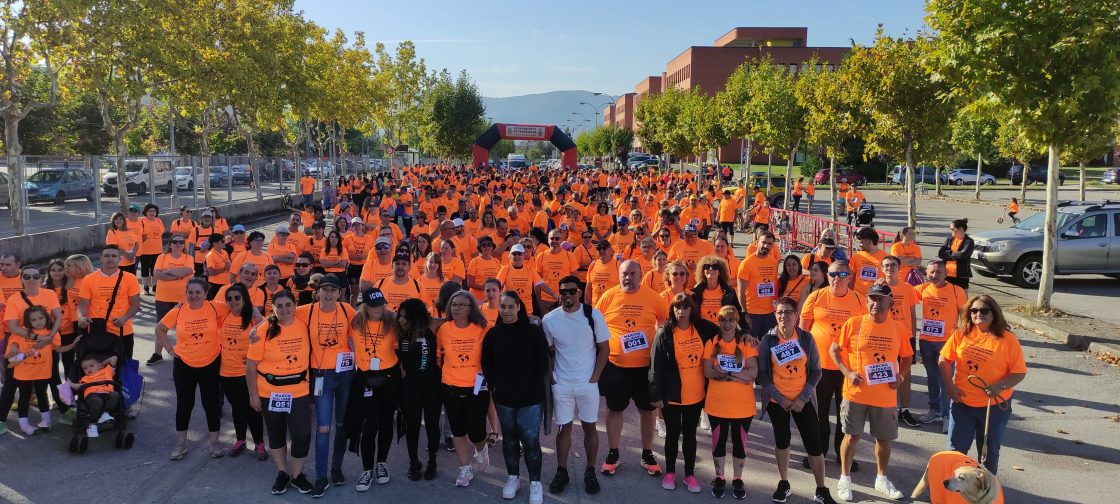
[819,238,837,248]
[595,239,611,249]
[867,283,893,298]
[318,273,344,289]
[392,252,411,263]
[361,287,388,307]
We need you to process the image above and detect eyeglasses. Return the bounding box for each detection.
[595,246,608,251]
[581,235,592,239]
[226,295,242,301]
[170,240,185,244]
[559,288,580,295]
[827,271,851,278]
[774,310,797,316]
[969,307,992,315]
[233,230,245,234]
[659,234,671,239]
[296,262,311,267]
[375,243,391,251]
[22,273,41,281]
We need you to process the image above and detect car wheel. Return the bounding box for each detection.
[187,181,194,190]
[54,191,66,205]
[166,181,174,193]
[1012,254,1043,288]
[137,183,147,195]
[985,178,996,186]
[86,189,95,201]
[952,179,962,186]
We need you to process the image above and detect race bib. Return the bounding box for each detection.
[756,282,775,298]
[473,372,487,395]
[859,266,878,281]
[335,352,355,372]
[864,362,896,386]
[921,319,945,338]
[717,354,742,373]
[268,392,293,413]
[772,340,805,366]
[621,331,649,353]
[369,357,381,371]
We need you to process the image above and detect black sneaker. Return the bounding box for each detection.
[424,459,438,480]
[899,409,920,427]
[445,436,456,452]
[712,477,726,499]
[291,473,313,494]
[583,467,600,495]
[407,461,422,481]
[771,480,791,502]
[146,353,163,366]
[801,456,812,469]
[640,450,662,476]
[271,471,291,495]
[814,487,838,504]
[330,468,346,486]
[549,466,570,494]
[601,450,620,476]
[732,478,746,500]
[311,477,328,498]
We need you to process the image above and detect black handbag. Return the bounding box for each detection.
[85,271,125,354]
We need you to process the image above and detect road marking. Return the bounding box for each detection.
[0,482,33,504]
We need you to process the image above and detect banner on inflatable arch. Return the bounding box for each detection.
[471,123,578,169]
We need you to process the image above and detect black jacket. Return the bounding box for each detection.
[398,328,441,383]
[937,235,975,279]
[690,281,746,331]
[648,319,719,405]
[481,320,551,407]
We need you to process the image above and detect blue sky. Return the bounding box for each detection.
[294,0,928,97]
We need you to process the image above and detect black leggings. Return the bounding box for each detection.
[401,376,442,463]
[262,394,313,457]
[358,370,400,469]
[172,356,222,432]
[768,401,823,456]
[222,375,264,444]
[708,415,752,459]
[443,385,490,444]
[663,402,703,476]
[816,369,844,457]
[0,378,49,419]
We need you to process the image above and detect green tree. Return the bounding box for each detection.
[949,99,1000,200]
[718,63,755,178]
[1060,120,1118,201]
[929,0,1120,308]
[993,118,1044,202]
[651,86,693,170]
[633,93,665,157]
[844,27,953,227]
[374,41,431,171]
[744,56,806,209]
[797,56,861,221]
[420,69,486,161]
[490,139,515,162]
[683,88,729,173]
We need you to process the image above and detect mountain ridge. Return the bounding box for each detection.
[482,90,610,133]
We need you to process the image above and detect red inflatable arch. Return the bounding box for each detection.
[471,123,578,169]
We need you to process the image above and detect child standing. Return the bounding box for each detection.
[1,306,78,435]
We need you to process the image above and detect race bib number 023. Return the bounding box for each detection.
[863,363,896,386]
[621,331,649,353]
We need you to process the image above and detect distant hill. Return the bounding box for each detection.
[482,90,608,132]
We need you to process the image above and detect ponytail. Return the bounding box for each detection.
[266,313,282,340]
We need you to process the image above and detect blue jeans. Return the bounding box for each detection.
[314,369,354,479]
[947,400,1012,474]
[920,340,949,416]
[495,403,544,481]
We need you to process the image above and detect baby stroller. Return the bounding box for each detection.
[854,203,876,227]
[68,378,135,454]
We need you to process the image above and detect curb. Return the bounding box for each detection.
[904,191,1047,212]
[1004,312,1120,358]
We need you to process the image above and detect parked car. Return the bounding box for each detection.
[173,167,206,190]
[1009,164,1065,185]
[813,168,867,186]
[748,172,786,207]
[1100,168,1119,184]
[25,167,96,204]
[941,168,997,186]
[208,165,231,187]
[970,201,1120,287]
[889,165,940,185]
[0,172,9,208]
[102,158,173,195]
[230,165,254,185]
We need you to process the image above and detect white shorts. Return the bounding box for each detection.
[552,382,600,425]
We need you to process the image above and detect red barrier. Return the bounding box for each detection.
[770,208,893,255]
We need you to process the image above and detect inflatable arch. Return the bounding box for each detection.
[471,123,578,169]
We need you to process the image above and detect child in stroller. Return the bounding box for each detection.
[68,354,134,453]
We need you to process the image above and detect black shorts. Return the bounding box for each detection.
[598,362,654,412]
[138,254,159,277]
[346,265,363,283]
[442,385,490,443]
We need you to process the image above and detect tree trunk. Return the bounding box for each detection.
[1019,158,1028,203]
[744,137,752,182]
[765,152,773,198]
[783,146,795,210]
[199,126,213,205]
[247,134,262,201]
[974,152,982,200]
[1078,162,1086,201]
[4,115,24,234]
[1036,145,1060,310]
[935,167,942,196]
[829,156,837,223]
[112,135,130,212]
[905,138,916,228]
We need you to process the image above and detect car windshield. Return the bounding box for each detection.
[210,167,225,173]
[174,168,194,175]
[28,171,63,183]
[124,162,144,172]
[1013,211,1074,233]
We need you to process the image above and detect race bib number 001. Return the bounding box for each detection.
[864,363,896,386]
[717,354,742,373]
[268,392,293,413]
[621,331,649,353]
[772,340,805,366]
[335,352,355,372]
[921,319,945,338]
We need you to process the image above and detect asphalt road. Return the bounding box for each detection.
[1,214,1118,503]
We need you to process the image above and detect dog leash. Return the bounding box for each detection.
[967,375,1010,466]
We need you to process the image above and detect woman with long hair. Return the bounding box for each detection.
[938,218,975,289]
[218,283,266,459]
[438,290,491,487]
[411,233,434,277]
[349,287,401,491]
[704,306,759,500]
[420,252,445,315]
[105,212,140,275]
[660,260,691,306]
[439,240,466,285]
[44,259,78,413]
[642,249,669,293]
[397,298,442,481]
[890,226,923,283]
[799,261,830,308]
[712,236,739,275]
[777,255,809,306]
[690,255,743,327]
[481,291,551,503]
[649,293,718,493]
[138,203,165,295]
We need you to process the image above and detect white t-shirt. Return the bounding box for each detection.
[542,304,610,385]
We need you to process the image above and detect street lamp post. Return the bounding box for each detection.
[571,111,591,133]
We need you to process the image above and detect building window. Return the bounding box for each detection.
[827,64,835,71]
[816,63,823,72]
[788,63,797,73]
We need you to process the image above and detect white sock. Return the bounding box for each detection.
[39,412,50,426]
[839,475,851,484]
[875,474,888,483]
[18,417,32,428]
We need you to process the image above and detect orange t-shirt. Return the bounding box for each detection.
[376,277,426,313]
[641,269,666,294]
[703,337,758,418]
[139,217,166,255]
[231,250,273,287]
[849,249,887,296]
[105,228,140,266]
[717,197,738,223]
[586,257,620,305]
[247,321,311,398]
[940,327,1027,408]
[319,244,347,273]
[670,326,706,406]
[946,238,964,277]
[768,331,810,401]
[219,313,254,377]
[799,288,866,370]
[535,250,579,303]
[889,241,922,281]
[442,256,467,282]
[343,233,373,266]
[354,318,399,371]
[466,256,502,299]
[418,276,443,314]
[924,451,1006,504]
[4,289,62,327]
[496,264,543,306]
[595,286,669,368]
[915,282,968,342]
[78,270,141,335]
[188,225,218,263]
[300,176,316,195]
[206,249,234,286]
[296,303,355,371]
[737,253,780,314]
[437,322,486,387]
[886,281,920,337]
[667,239,715,270]
[360,257,393,286]
[9,330,59,380]
[160,301,229,368]
[154,252,194,304]
[80,365,115,396]
[698,285,725,325]
[835,315,914,408]
[268,240,301,279]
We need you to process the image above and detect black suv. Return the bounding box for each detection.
[1009,164,1065,185]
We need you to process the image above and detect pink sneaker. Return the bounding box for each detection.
[684,475,701,493]
[661,473,676,490]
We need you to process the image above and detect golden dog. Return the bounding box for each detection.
[911,451,1003,504]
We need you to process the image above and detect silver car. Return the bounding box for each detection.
[0,172,9,208]
[971,201,1120,287]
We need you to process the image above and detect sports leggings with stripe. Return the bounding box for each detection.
[709,415,752,459]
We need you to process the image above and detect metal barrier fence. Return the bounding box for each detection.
[2,154,389,237]
[770,208,894,255]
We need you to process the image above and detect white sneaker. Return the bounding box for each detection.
[656,418,667,438]
[917,410,941,424]
[875,476,904,500]
[502,475,520,499]
[473,446,490,472]
[700,412,711,433]
[86,424,100,438]
[529,481,544,504]
[98,412,114,424]
[455,466,474,487]
[836,476,853,501]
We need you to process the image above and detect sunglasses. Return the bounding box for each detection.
[170,240,185,244]
[22,273,41,281]
[595,246,608,251]
[511,252,524,256]
[702,264,716,272]
[582,235,592,239]
[969,307,992,315]
[233,230,245,234]
[558,288,580,295]
[659,234,671,239]
[827,271,850,278]
[375,243,391,251]
[226,295,242,301]
[296,262,311,267]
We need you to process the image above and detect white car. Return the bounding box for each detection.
[173,166,206,190]
[942,168,997,185]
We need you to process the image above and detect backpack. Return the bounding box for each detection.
[580,303,601,354]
